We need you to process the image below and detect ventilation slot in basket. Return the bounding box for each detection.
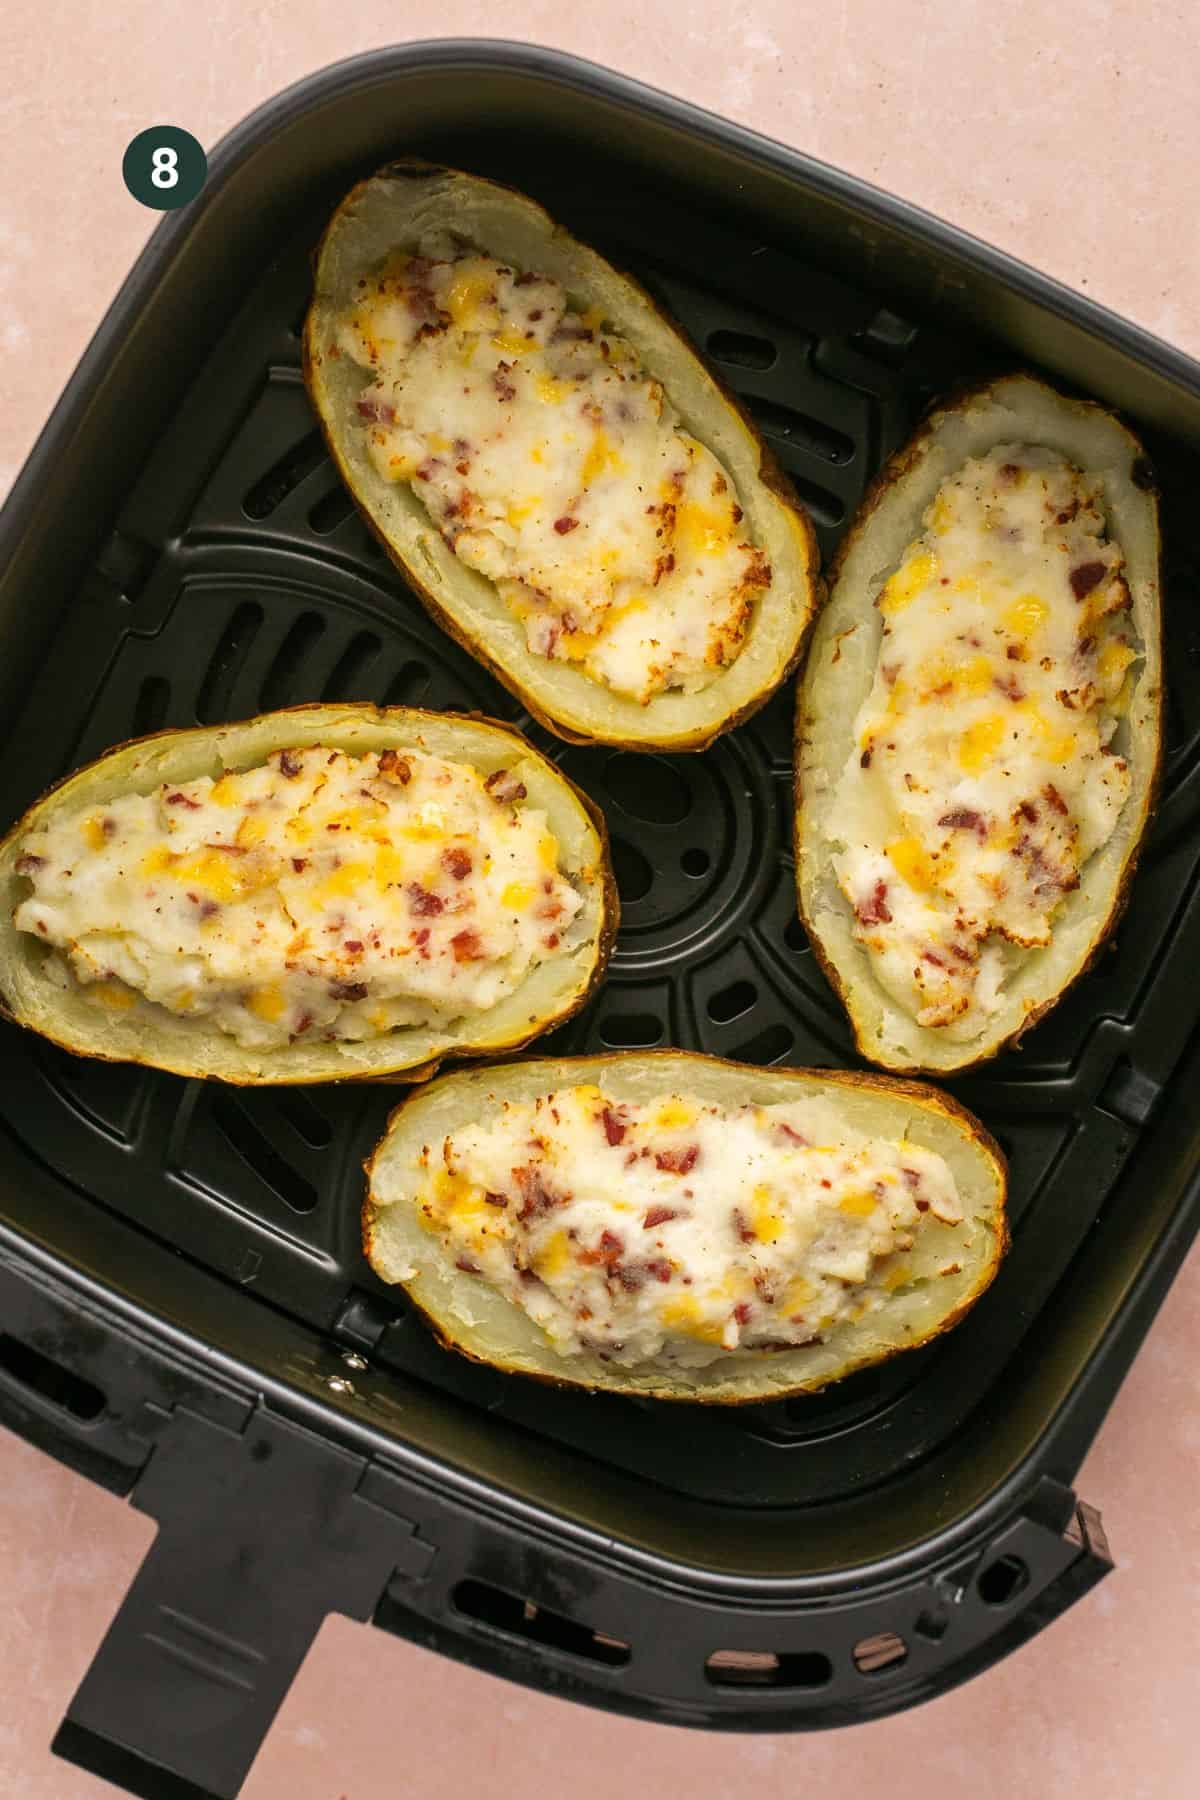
[211,1096,318,1214]
[321,630,382,701]
[453,1580,630,1667]
[195,602,264,723]
[0,1333,106,1421]
[259,611,325,713]
[308,486,358,536]
[599,1011,664,1048]
[708,979,756,1023]
[852,1631,909,1675]
[705,1649,832,1689]
[132,674,171,737]
[749,399,854,465]
[706,329,777,370]
[611,836,654,904]
[243,431,328,519]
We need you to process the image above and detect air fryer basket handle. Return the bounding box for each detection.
[51,1406,434,1800]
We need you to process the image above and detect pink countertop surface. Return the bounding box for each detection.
[1,5,1197,1796]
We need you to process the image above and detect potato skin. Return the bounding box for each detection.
[303,160,823,751]
[794,373,1164,1076]
[363,1050,1008,1404]
[0,703,618,1086]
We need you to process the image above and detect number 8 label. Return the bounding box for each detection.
[122,127,207,211]
[151,146,179,190]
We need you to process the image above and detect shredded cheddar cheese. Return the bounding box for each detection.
[14,746,582,1051]
[833,446,1135,1038]
[337,246,771,704]
[408,1085,962,1366]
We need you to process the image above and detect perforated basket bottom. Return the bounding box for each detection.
[3,157,1199,1508]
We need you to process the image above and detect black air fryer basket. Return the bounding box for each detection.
[1,43,1198,1800]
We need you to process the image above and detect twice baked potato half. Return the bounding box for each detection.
[0,705,616,1085]
[304,161,821,750]
[796,374,1162,1075]
[364,1051,1007,1403]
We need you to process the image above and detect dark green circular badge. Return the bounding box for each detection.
[122,126,207,211]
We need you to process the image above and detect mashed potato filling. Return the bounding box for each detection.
[832,447,1135,1040]
[408,1085,962,1366]
[337,245,770,704]
[13,746,581,1049]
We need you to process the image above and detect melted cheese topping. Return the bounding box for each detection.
[409,1085,962,1366]
[832,447,1135,1038]
[13,748,581,1049]
[336,245,771,704]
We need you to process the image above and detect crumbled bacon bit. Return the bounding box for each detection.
[291,1012,313,1038]
[484,769,527,805]
[483,1191,508,1208]
[413,928,431,955]
[860,748,873,768]
[455,1257,481,1274]
[643,1205,679,1230]
[601,1107,626,1146]
[775,1122,808,1145]
[329,979,368,1001]
[291,857,308,873]
[493,364,516,403]
[1043,783,1069,816]
[644,1259,673,1284]
[553,515,579,535]
[450,928,484,962]
[377,749,411,784]
[407,884,444,916]
[165,790,201,809]
[855,880,892,926]
[579,1227,625,1269]
[938,807,987,838]
[1070,561,1107,600]
[514,1167,560,1222]
[1017,799,1039,823]
[15,853,45,875]
[654,1144,699,1175]
[733,1302,753,1327]
[356,396,395,423]
[441,846,472,880]
[344,939,364,953]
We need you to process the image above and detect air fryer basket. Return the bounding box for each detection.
[0,42,1198,1800]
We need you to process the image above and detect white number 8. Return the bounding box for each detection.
[151,146,179,189]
